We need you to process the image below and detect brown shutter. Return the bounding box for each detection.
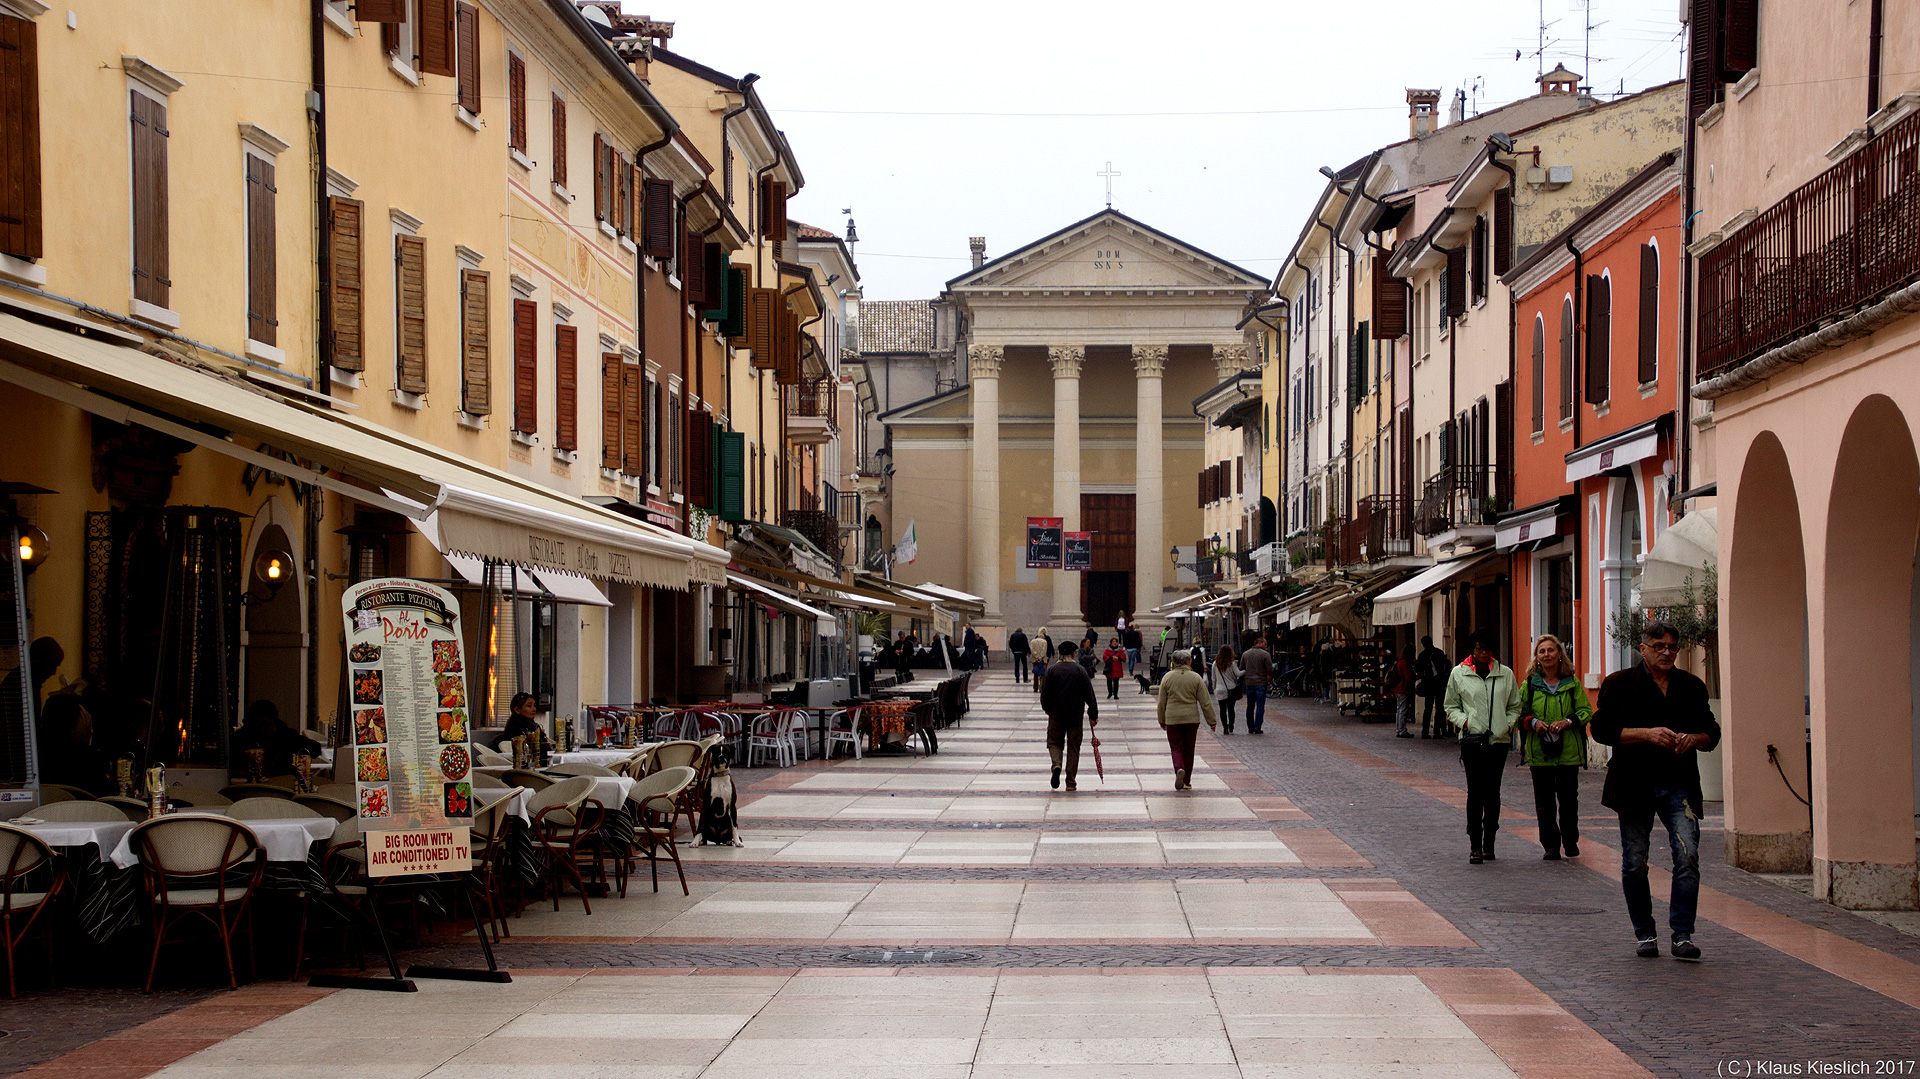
[507,54,526,152]
[601,353,622,469]
[1584,274,1610,405]
[1687,0,1720,116]
[1492,188,1513,275]
[455,2,480,113]
[776,308,800,384]
[245,155,277,345]
[621,363,643,476]
[512,298,537,432]
[1722,0,1758,78]
[685,401,706,507]
[381,19,399,55]
[1470,216,1488,302]
[1637,244,1660,385]
[681,219,704,300]
[591,133,605,221]
[554,323,577,452]
[1371,255,1406,338]
[460,268,490,415]
[356,0,407,20]
[701,242,725,310]
[1530,316,1545,433]
[642,180,674,259]
[395,234,428,393]
[761,178,786,241]
[0,14,42,260]
[327,196,364,370]
[1559,298,1575,420]
[417,0,455,77]
[1445,247,1466,315]
[1494,380,1513,508]
[747,287,777,366]
[550,94,567,187]
[620,155,634,238]
[130,92,170,309]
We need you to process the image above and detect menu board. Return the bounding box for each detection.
[1063,532,1092,571]
[341,579,473,878]
[1026,517,1063,568]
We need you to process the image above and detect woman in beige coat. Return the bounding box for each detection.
[1156,649,1218,790]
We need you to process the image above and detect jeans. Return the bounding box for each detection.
[1219,696,1237,731]
[1395,691,1413,734]
[1619,784,1701,940]
[1165,722,1199,777]
[1127,647,1141,675]
[1046,716,1084,785]
[1244,684,1268,732]
[1106,676,1121,699]
[1012,653,1029,683]
[1421,694,1443,736]
[1530,764,1580,854]
[1460,741,1511,851]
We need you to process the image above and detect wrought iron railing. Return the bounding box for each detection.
[830,485,861,529]
[856,452,888,477]
[798,484,820,512]
[783,378,838,426]
[1414,464,1498,538]
[782,509,842,564]
[1698,109,1920,379]
[1359,494,1412,562]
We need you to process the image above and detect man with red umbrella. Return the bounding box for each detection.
[1040,640,1099,791]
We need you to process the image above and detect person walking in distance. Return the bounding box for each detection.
[1207,645,1242,735]
[1040,641,1099,791]
[1239,635,1274,734]
[1157,649,1218,790]
[1124,622,1144,677]
[1008,627,1031,685]
[1444,631,1521,864]
[1391,645,1416,738]
[1520,633,1591,861]
[1591,621,1719,961]
[1415,636,1450,738]
[1101,638,1127,700]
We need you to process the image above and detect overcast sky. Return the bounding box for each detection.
[637,0,1688,299]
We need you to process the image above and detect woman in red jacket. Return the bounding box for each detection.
[1102,638,1128,700]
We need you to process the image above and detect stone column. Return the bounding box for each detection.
[1047,345,1084,637]
[968,344,1004,628]
[1133,346,1168,631]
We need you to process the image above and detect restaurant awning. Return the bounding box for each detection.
[443,554,612,607]
[1638,508,1717,608]
[1153,591,1214,616]
[0,310,726,590]
[728,573,834,624]
[1565,415,1670,483]
[1495,499,1572,551]
[910,582,987,612]
[1372,553,1503,626]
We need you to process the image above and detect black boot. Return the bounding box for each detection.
[1482,828,1497,861]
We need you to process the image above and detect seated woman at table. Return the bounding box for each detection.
[503,692,543,742]
[235,700,324,778]
[38,693,113,795]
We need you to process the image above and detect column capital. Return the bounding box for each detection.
[1132,345,1168,378]
[967,343,1004,379]
[1047,345,1085,378]
[1214,344,1250,379]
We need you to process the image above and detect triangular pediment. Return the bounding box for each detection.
[947,210,1265,292]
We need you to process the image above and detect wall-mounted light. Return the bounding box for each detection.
[253,547,295,595]
[16,524,48,573]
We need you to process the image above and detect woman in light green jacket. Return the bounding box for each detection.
[1443,631,1522,864]
[1519,633,1591,860]
[1157,649,1217,791]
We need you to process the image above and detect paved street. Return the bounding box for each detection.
[9,671,1920,1078]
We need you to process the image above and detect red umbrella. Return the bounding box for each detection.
[1088,732,1105,782]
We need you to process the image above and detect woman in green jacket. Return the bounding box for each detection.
[1444,630,1522,864]
[1519,633,1591,860]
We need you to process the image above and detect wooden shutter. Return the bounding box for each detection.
[1559,298,1575,420]
[747,287,777,366]
[454,3,480,113]
[460,268,490,415]
[761,178,787,242]
[681,219,703,299]
[591,133,605,221]
[1470,217,1488,302]
[1236,457,1244,495]
[130,91,170,309]
[1637,244,1660,385]
[507,54,526,151]
[356,0,407,20]
[1494,380,1513,508]
[1584,274,1610,405]
[717,430,746,521]
[620,362,642,476]
[776,309,800,384]
[0,15,41,260]
[245,155,277,345]
[600,354,622,469]
[512,298,537,432]
[327,196,364,370]
[1493,188,1514,275]
[642,180,674,259]
[395,235,428,393]
[554,324,577,451]
[418,0,455,77]
[1371,256,1406,338]
[700,243,726,312]
[1445,248,1466,315]
[1687,0,1720,116]
[1722,0,1757,78]
[1530,317,1545,433]
[1439,419,1453,468]
[550,94,567,187]
[686,401,709,507]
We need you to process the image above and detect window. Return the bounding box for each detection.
[1637,243,1659,384]
[129,85,171,312]
[327,197,365,370]
[669,389,683,492]
[1470,216,1488,304]
[0,13,43,261]
[507,55,527,152]
[553,321,577,451]
[1585,274,1611,405]
[1558,297,1575,420]
[243,148,278,347]
[1530,315,1546,434]
[644,375,659,484]
[722,145,734,206]
[394,233,428,394]
[512,297,537,432]
[550,94,567,188]
[459,267,490,414]
[620,358,642,478]
[454,3,480,115]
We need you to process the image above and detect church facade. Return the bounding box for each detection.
[880,211,1266,646]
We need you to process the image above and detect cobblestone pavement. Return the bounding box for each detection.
[7,671,1920,1079]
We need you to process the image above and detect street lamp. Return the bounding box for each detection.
[253,547,295,596]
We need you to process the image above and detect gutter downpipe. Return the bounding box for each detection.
[307,0,329,738]
[1332,226,1357,527]
[1679,77,1700,516]
[1487,146,1518,515]
[1566,234,1585,611]
[1313,219,1337,523]
[633,130,673,500]
[720,85,754,439]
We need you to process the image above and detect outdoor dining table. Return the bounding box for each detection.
[549,747,650,768]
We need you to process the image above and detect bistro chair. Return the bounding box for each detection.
[126,815,265,992]
[503,768,556,792]
[292,795,357,823]
[0,823,64,997]
[625,766,695,896]
[648,740,702,774]
[313,782,359,802]
[228,797,323,821]
[38,784,92,803]
[469,793,516,940]
[746,711,799,768]
[824,706,864,761]
[162,785,232,809]
[546,762,617,778]
[99,796,152,821]
[473,744,513,768]
[219,783,295,803]
[31,800,128,822]
[526,776,599,914]
[470,771,508,791]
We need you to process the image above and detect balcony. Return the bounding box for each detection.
[1698,109,1920,380]
[826,482,861,529]
[784,379,837,445]
[782,509,843,565]
[1414,464,1499,547]
[1358,494,1414,564]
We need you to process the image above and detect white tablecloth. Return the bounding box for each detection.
[493,777,634,824]
[15,819,137,861]
[551,748,647,767]
[107,813,337,869]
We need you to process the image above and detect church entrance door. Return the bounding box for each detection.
[1079,494,1135,628]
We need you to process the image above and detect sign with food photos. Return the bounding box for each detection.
[341,579,474,877]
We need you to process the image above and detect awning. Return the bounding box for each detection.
[1565,416,1669,483]
[1153,591,1214,616]
[443,554,612,607]
[1372,553,1503,626]
[1638,508,1717,608]
[910,582,987,611]
[728,573,833,623]
[1495,501,1570,550]
[820,589,912,615]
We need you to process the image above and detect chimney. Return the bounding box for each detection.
[969,237,986,269]
[1406,88,1441,138]
[1537,62,1582,96]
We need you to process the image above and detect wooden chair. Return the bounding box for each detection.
[127,815,264,992]
[31,800,127,822]
[625,766,695,896]
[0,823,64,997]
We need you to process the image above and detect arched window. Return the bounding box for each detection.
[1531,315,1546,434]
[1585,274,1611,405]
[1558,297,1575,421]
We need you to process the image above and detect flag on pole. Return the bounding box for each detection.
[895,520,917,565]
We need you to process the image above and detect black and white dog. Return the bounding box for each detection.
[1134,673,1153,694]
[696,744,743,847]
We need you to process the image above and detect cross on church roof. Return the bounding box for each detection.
[1097,162,1121,209]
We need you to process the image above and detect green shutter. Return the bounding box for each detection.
[718,429,746,521]
[702,260,732,323]
[719,267,747,338]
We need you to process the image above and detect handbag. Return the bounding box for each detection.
[1527,682,1564,749]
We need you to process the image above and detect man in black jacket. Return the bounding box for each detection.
[1008,628,1031,684]
[1415,636,1449,738]
[1040,641,1099,791]
[1591,620,1721,963]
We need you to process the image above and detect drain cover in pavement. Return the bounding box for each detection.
[1482,904,1606,915]
[838,949,982,964]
